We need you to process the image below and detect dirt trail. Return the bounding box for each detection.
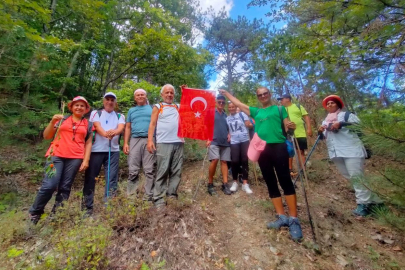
[175,157,405,270]
[2,150,404,270]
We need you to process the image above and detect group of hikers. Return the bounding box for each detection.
[28,84,383,242]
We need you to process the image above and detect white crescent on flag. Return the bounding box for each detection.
[190,97,207,111]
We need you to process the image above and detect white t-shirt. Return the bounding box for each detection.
[90,110,126,152]
[155,103,184,143]
[226,112,250,144]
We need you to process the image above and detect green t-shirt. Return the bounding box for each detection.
[285,103,308,138]
[249,105,288,143]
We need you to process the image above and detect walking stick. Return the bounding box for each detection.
[252,162,259,186]
[293,135,321,185]
[291,134,318,244]
[106,139,112,200]
[193,147,209,200]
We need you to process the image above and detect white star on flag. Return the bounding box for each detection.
[194,111,201,118]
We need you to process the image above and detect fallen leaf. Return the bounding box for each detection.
[393,246,402,251]
[383,239,394,245]
[371,235,383,241]
[306,253,316,262]
[151,250,157,257]
[270,246,282,256]
[336,255,349,267]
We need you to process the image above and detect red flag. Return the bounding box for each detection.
[178,87,216,141]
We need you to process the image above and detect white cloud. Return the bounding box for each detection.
[208,53,246,90]
[198,0,233,16]
[190,0,234,47]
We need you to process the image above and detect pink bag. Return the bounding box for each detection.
[247,133,266,162]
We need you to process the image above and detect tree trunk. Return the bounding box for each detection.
[58,49,81,96]
[22,0,58,104]
[59,31,88,96]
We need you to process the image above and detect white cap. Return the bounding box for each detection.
[104,92,117,100]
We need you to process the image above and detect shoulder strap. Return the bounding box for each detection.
[278,106,287,138]
[85,119,93,142]
[239,112,245,121]
[344,111,351,122]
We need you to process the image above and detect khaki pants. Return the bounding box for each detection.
[127,138,156,200]
[153,143,184,206]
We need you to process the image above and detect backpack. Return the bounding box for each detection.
[91,109,122,143]
[158,102,179,114]
[54,115,93,142]
[278,106,295,157]
[344,111,371,159]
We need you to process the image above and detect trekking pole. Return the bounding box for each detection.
[293,135,321,186]
[291,134,317,244]
[252,162,259,186]
[106,139,112,200]
[193,147,209,200]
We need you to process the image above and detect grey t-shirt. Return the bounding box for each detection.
[227,112,250,144]
[212,109,230,147]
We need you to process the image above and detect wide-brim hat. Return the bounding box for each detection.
[67,96,91,114]
[322,95,344,109]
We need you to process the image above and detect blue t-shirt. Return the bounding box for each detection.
[126,105,152,138]
[212,109,230,147]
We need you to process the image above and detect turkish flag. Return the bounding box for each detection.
[178,87,216,141]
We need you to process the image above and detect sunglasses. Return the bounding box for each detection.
[256,92,270,98]
[217,101,225,105]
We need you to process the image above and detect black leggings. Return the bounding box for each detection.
[230,141,249,180]
[258,143,295,198]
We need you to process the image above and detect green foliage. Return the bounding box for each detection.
[0,0,211,146]
[7,247,24,258]
[183,139,206,162]
[205,13,267,90]
[46,222,112,270]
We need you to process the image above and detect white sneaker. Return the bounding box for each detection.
[242,184,253,194]
[230,181,238,192]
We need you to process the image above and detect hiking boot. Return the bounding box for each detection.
[288,217,303,241]
[242,183,253,194]
[222,183,232,195]
[29,214,40,225]
[267,214,289,230]
[207,184,217,196]
[352,204,370,217]
[83,209,93,219]
[230,181,238,192]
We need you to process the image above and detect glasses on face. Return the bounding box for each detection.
[217,101,225,105]
[256,92,269,98]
